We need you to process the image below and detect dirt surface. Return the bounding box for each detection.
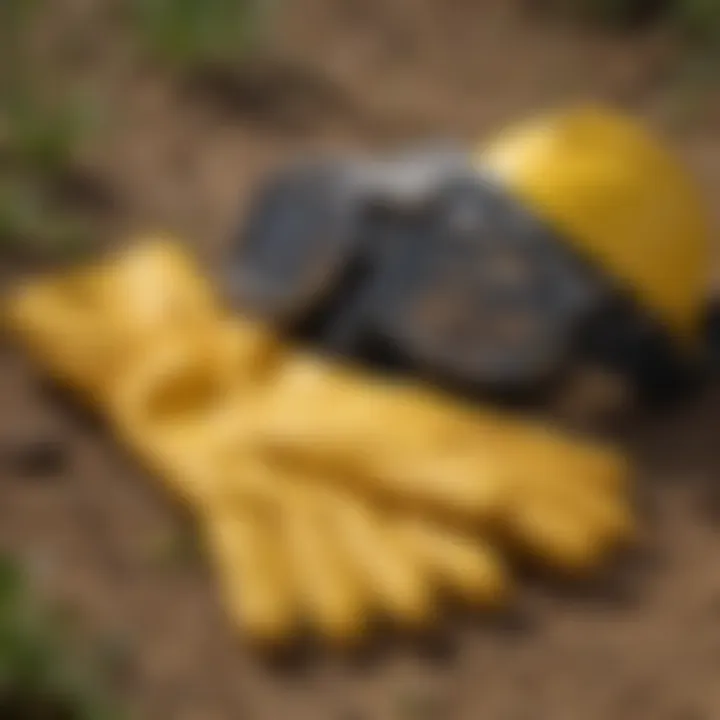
[2,1,720,718]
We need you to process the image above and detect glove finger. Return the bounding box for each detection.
[496,446,634,564]
[277,482,368,644]
[317,487,435,627]
[203,506,298,646]
[498,425,631,494]
[502,493,632,572]
[392,517,510,607]
[512,478,635,546]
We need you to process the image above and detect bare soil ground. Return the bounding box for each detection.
[2,1,720,718]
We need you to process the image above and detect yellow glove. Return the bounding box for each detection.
[3,237,633,646]
[250,356,632,570]
[203,465,507,644]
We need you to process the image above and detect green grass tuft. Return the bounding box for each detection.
[129,0,280,70]
[0,0,100,261]
[0,556,126,720]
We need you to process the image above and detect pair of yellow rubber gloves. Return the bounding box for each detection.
[3,238,634,646]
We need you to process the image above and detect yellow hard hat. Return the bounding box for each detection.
[476,105,712,343]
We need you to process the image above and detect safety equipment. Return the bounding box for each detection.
[477,104,713,343]
[226,106,711,409]
[223,146,476,327]
[4,238,633,646]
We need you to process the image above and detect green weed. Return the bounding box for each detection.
[2,90,96,181]
[0,556,126,719]
[673,0,720,40]
[0,0,100,260]
[0,0,90,178]
[129,0,280,70]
